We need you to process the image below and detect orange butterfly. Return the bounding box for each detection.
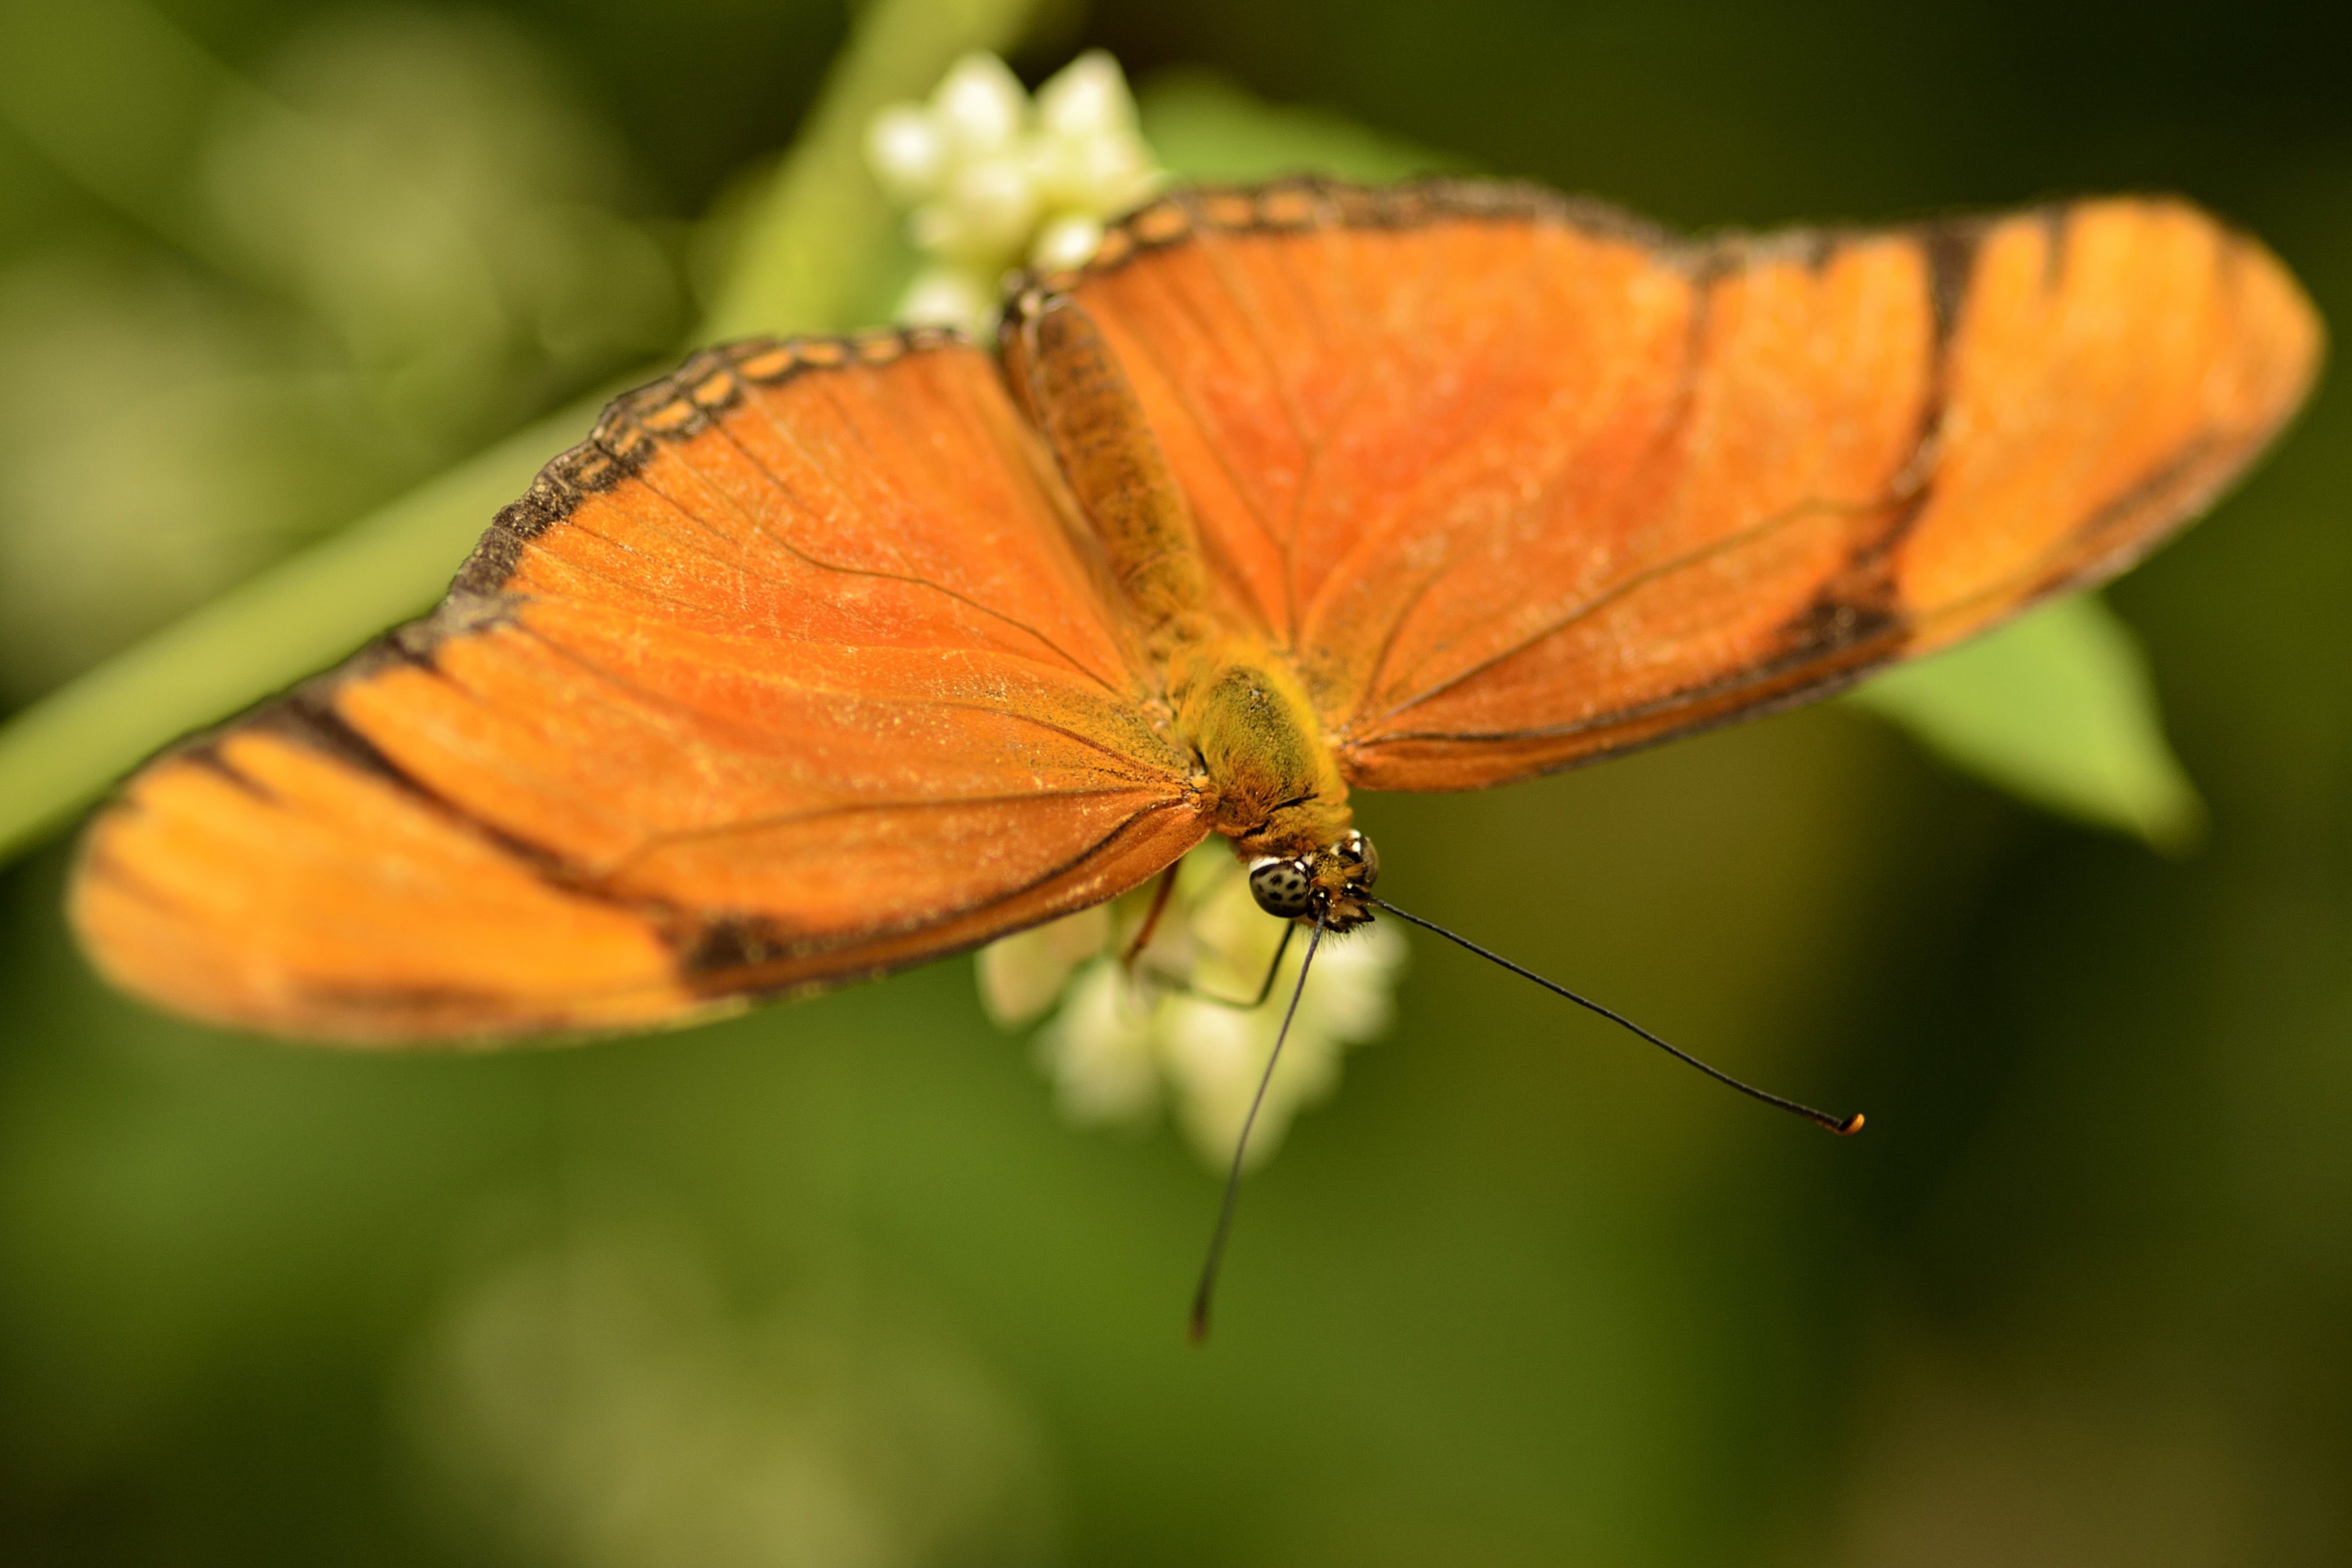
[70,179,2321,1045]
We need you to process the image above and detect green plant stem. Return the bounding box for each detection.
[0,0,1042,863]
[0,407,585,857]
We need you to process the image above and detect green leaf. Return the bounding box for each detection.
[1138,70,1468,184]
[1847,593,2205,851]
[0,0,1048,864]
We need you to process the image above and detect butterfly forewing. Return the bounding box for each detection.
[1891,202,2319,643]
[1056,183,2321,791]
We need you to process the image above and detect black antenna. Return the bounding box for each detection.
[1367,896,1862,1137]
[1188,910,1326,1344]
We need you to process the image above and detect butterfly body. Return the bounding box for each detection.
[1006,286,1359,864]
[68,179,2319,1043]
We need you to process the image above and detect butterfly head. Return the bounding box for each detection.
[1247,830,1379,931]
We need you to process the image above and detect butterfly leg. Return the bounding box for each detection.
[1119,861,1182,968]
[1132,920,1296,1011]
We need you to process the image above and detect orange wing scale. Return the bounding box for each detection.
[74,333,1207,1042]
[1894,203,2319,640]
[76,726,689,1039]
[70,180,2321,1043]
[1062,187,2319,790]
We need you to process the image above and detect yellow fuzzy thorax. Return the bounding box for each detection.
[1171,635,1354,859]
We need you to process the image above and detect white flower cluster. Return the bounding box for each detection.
[979,845,1407,1172]
[865,50,1161,334]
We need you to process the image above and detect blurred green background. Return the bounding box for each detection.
[2,0,2347,1563]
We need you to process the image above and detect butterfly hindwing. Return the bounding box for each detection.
[73,334,1207,1042]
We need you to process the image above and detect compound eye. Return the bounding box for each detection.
[1247,856,1316,918]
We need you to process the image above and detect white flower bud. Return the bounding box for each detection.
[978,904,1111,1025]
[1156,1005,1250,1164]
[1052,134,1156,213]
[895,267,994,333]
[1035,50,1135,140]
[944,154,1040,262]
[1040,961,1162,1124]
[864,103,946,202]
[1309,925,1407,1040]
[1029,212,1103,271]
[929,51,1026,158]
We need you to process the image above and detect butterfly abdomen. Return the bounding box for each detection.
[1003,287,1211,652]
